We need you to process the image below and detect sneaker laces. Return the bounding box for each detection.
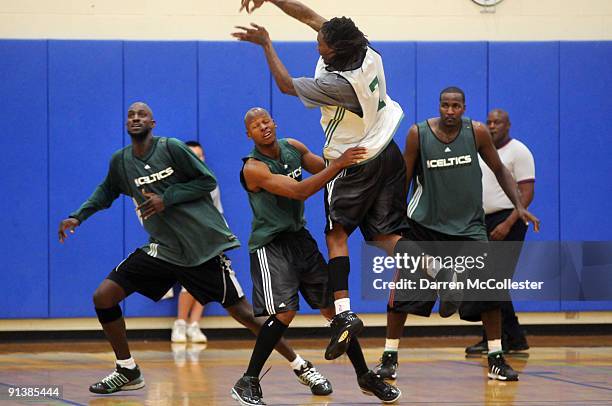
[101,370,129,387]
[300,366,327,387]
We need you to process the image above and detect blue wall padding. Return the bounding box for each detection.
[0,41,49,318]
[1,39,610,319]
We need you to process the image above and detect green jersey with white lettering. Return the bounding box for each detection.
[70,136,239,266]
[240,139,306,252]
[407,117,487,240]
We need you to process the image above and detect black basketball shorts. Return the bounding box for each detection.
[324,140,408,240]
[249,228,332,317]
[107,249,244,308]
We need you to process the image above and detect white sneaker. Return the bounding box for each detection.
[186,322,208,343]
[171,319,187,343]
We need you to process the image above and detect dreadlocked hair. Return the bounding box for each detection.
[320,17,369,71]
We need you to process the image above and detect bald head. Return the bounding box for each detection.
[129,102,154,118]
[489,108,509,123]
[244,107,271,129]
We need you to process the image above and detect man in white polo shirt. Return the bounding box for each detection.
[467,108,535,354]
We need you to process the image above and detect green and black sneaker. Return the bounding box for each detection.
[89,364,145,394]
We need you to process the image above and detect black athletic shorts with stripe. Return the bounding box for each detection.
[389,219,500,322]
[324,140,408,240]
[107,249,244,307]
[250,228,332,317]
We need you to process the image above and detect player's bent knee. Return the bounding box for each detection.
[95,305,122,324]
[276,310,296,325]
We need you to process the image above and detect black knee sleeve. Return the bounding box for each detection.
[95,305,122,324]
[329,256,350,292]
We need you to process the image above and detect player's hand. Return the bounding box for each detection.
[517,207,540,232]
[137,189,166,220]
[332,147,368,169]
[239,0,265,14]
[489,221,511,241]
[58,218,80,243]
[232,23,271,46]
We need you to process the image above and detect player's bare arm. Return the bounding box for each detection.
[286,138,325,174]
[240,0,327,32]
[402,124,420,198]
[232,23,297,95]
[475,121,540,232]
[243,146,366,200]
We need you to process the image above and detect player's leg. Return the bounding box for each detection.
[185,296,207,343]
[481,308,519,381]
[90,250,176,394]
[172,287,193,342]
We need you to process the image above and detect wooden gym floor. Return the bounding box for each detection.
[0,336,611,405]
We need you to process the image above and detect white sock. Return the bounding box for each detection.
[290,354,307,371]
[334,298,351,314]
[116,357,136,370]
[488,339,502,355]
[384,338,400,352]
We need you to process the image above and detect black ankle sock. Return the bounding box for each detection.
[346,337,369,377]
[329,256,350,292]
[245,316,288,377]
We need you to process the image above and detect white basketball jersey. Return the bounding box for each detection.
[315,47,404,161]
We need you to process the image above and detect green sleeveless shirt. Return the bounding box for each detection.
[70,137,240,266]
[241,139,306,252]
[407,117,487,240]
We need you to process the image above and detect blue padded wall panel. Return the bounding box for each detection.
[123,41,199,316]
[48,41,124,317]
[197,42,271,315]
[416,42,488,122]
[560,42,612,311]
[488,42,560,243]
[560,42,612,241]
[0,41,49,318]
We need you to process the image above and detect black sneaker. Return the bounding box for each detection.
[358,370,402,403]
[294,360,333,396]
[503,336,529,353]
[487,353,519,381]
[436,267,462,318]
[465,338,488,355]
[89,364,145,394]
[373,351,398,380]
[231,375,266,406]
[325,311,364,360]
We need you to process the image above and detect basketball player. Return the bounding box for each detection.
[234,0,408,361]
[58,102,330,395]
[465,108,535,354]
[374,88,539,382]
[231,107,401,405]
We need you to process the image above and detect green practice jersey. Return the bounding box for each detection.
[407,118,487,240]
[70,137,239,266]
[240,139,306,252]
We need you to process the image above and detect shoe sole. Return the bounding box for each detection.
[296,378,333,396]
[231,388,264,406]
[359,387,402,403]
[89,378,146,394]
[171,338,187,343]
[325,320,364,360]
[487,372,519,382]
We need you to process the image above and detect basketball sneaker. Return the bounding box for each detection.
[357,370,402,403]
[465,338,488,355]
[436,267,462,318]
[294,360,332,395]
[325,310,364,360]
[373,351,398,380]
[89,364,145,394]
[231,375,266,406]
[186,321,208,343]
[487,353,519,381]
[171,319,187,343]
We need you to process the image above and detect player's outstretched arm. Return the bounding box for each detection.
[232,23,296,95]
[240,0,327,32]
[243,146,366,201]
[286,138,325,174]
[475,121,540,232]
